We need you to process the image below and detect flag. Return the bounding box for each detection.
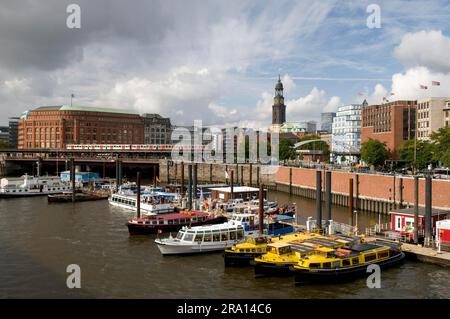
[420,84,428,89]
[225,170,229,179]
[357,92,364,96]
[390,92,395,96]
[432,80,440,86]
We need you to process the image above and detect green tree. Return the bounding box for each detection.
[296,134,330,158]
[430,126,450,167]
[398,139,435,170]
[279,139,296,161]
[0,140,11,149]
[360,138,389,167]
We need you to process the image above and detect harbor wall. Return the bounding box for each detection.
[276,166,450,211]
[160,161,450,212]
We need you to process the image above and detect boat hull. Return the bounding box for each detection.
[292,252,405,285]
[48,193,108,203]
[223,251,262,266]
[127,216,228,235]
[0,189,72,198]
[155,239,239,255]
[252,261,294,278]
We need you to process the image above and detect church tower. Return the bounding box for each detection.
[272,76,286,125]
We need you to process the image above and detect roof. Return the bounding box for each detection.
[210,186,261,193]
[389,207,450,217]
[33,105,139,115]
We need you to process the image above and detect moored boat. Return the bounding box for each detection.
[48,191,109,203]
[0,175,72,197]
[108,193,176,215]
[252,235,356,278]
[126,211,228,235]
[223,231,323,266]
[291,239,405,285]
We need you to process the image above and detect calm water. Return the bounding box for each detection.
[0,192,449,299]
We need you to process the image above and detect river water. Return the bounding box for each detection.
[0,191,449,299]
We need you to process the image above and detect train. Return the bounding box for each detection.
[65,144,204,151]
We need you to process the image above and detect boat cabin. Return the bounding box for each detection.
[210,186,266,202]
[175,225,245,243]
[389,207,450,241]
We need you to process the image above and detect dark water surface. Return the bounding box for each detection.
[0,192,449,298]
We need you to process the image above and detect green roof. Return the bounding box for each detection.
[33,105,138,115]
[59,105,138,115]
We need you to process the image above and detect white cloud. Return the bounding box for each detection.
[281,74,296,94]
[324,96,341,112]
[367,83,388,105]
[394,30,450,73]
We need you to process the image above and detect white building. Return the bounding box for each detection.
[331,103,362,164]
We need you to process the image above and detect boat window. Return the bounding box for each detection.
[221,231,228,241]
[212,231,221,242]
[342,259,351,267]
[183,233,194,242]
[377,251,389,259]
[279,246,291,255]
[176,232,183,240]
[168,220,173,225]
[352,257,359,265]
[237,229,244,240]
[322,262,331,269]
[195,232,204,242]
[365,254,377,262]
[152,221,157,225]
[203,232,212,242]
[309,263,320,269]
[159,220,164,225]
[229,231,236,240]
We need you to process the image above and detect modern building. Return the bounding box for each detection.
[0,126,9,145]
[445,101,450,128]
[8,117,19,148]
[280,121,317,135]
[270,76,287,133]
[361,100,416,158]
[142,113,172,144]
[331,103,362,163]
[416,98,450,141]
[18,105,144,150]
[321,112,336,133]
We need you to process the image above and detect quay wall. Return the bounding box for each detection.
[276,166,450,211]
[160,161,450,212]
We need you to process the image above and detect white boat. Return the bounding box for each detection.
[108,193,175,215]
[0,175,72,197]
[155,213,262,255]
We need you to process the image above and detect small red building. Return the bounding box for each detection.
[389,207,449,241]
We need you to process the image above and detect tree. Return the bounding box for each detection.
[398,139,434,170]
[430,126,450,167]
[279,139,296,161]
[360,138,389,167]
[0,140,11,149]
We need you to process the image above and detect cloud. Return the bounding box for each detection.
[394,30,450,73]
[324,96,341,112]
[281,74,296,94]
[367,83,388,105]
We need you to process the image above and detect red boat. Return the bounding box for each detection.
[126,210,228,235]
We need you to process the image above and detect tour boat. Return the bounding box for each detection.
[252,235,356,277]
[223,232,323,266]
[108,193,176,215]
[0,175,72,197]
[291,239,405,285]
[126,211,228,235]
[155,212,296,255]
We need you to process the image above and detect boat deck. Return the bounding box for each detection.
[365,236,450,267]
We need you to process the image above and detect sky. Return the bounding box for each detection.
[1,0,450,128]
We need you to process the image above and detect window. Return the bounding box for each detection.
[203,232,212,242]
[194,233,204,242]
[212,231,221,242]
[183,233,194,242]
[352,257,359,265]
[322,262,331,269]
[378,251,389,259]
[365,254,377,262]
[309,263,320,269]
[221,232,228,241]
[342,259,351,267]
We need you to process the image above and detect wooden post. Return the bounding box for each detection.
[349,178,354,226]
[180,162,185,197]
[249,163,252,186]
[209,163,212,183]
[425,174,432,246]
[414,175,419,244]
[289,167,292,195]
[71,158,75,203]
[316,170,322,230]
[258,183,264,236]
[136,172,141,218]
[230,170,234,199]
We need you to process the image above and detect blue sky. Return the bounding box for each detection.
[1,0,450,127]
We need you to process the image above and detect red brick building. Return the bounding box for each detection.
[361,100,416,158]
[18,105,144,150]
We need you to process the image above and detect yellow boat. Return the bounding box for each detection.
[291,239,405,285]
[252,235,356,277]
[223,232,323,266]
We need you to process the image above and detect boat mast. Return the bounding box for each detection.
[258,183,264,237]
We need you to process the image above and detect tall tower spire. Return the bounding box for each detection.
[272,76,286,125]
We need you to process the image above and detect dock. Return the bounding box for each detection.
[365,236,450,267]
